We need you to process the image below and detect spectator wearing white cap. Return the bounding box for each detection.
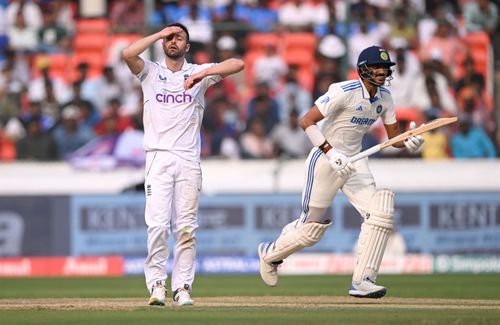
[28,57,72,111]
[52,105,95,159]
[463,0,498,37]
[278,0,328,32]
[6,0,43,31]
[253,43,288,91]
[7,8,38,52]
[347,19,386,68]
[217,35,237,57]
[213,34,245,105]
[386,41,421,108]
[276,65,312,123]
[0,5,7,36]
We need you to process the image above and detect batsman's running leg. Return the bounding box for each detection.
[349,190,394,298]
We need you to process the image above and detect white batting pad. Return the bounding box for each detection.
[262,221,331,263]
[353,190,394,283]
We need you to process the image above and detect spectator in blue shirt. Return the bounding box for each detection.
[248,0,278,33]
[451,115,497,158]
[52,105,95,159]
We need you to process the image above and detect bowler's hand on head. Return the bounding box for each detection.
[159,26,183,39]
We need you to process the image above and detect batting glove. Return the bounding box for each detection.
[404,121,424,153]
[326,149,356,177]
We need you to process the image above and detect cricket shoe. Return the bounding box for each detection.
[173,284,193,306]
[148,280,166,306]
[257,242,283,287]
[349,278,387,298]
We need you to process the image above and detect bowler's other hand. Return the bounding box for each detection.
[184,71,205,90]
[404,121,424,153]
[326,150,355,177]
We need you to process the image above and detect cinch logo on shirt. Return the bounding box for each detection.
[155,91,193,104]
[351,116,376,126]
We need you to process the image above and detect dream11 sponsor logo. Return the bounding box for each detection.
[62,257,110,276]
[0,258,31,276]
[156,88,192,104]
[350,116,376,126]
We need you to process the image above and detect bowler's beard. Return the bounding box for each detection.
[166,50,184,59]
[165,46,185,59]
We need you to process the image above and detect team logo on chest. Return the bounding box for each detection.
[376,105,383,114]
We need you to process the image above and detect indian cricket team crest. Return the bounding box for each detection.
[380,51,389,61]
[376,105,382,113]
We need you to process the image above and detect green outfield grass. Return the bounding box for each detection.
[1,274,499,324]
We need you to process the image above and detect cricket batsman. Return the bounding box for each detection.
[257,45,424,298]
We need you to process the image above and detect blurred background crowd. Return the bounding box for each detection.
[0,0,499,164]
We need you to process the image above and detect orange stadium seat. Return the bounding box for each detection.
[31,53,70,80]
[459,32,490,66]
[243,49,265,87]
[463,32,490,51]
[76,19,110,34]
[267,0,281,9]
[347,68,359,80]
[296,67,315,92]
[282,48,315,67]
[245,33,281,50]
[456,32,492,100]
[73,33,110,53]
[47,54,71,79]
[395,107,424,126]
[47,53,70,70]
[68,52,106,81]
[283,32,317,51]
[71,51,106,67]
[469,48,488,69]
[109,33,143,46]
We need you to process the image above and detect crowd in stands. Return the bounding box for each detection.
[0,0,499,164]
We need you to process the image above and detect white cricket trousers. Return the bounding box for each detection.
[301,148,376,216]
[143,150,201,293]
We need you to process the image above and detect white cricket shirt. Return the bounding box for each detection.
[137,59,221,162]
[315,79,397,156]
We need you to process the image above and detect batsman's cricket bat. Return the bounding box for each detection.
[350,116,458,162]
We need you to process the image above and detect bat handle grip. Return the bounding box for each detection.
[350,145,381,163]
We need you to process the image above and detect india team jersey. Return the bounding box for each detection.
[315,79,397,156]
[137,59,222,162]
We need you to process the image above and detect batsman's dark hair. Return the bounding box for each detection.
[168,22,190,42]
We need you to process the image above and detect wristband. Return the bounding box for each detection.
[304,125,326,147]
[319,141,332,154]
